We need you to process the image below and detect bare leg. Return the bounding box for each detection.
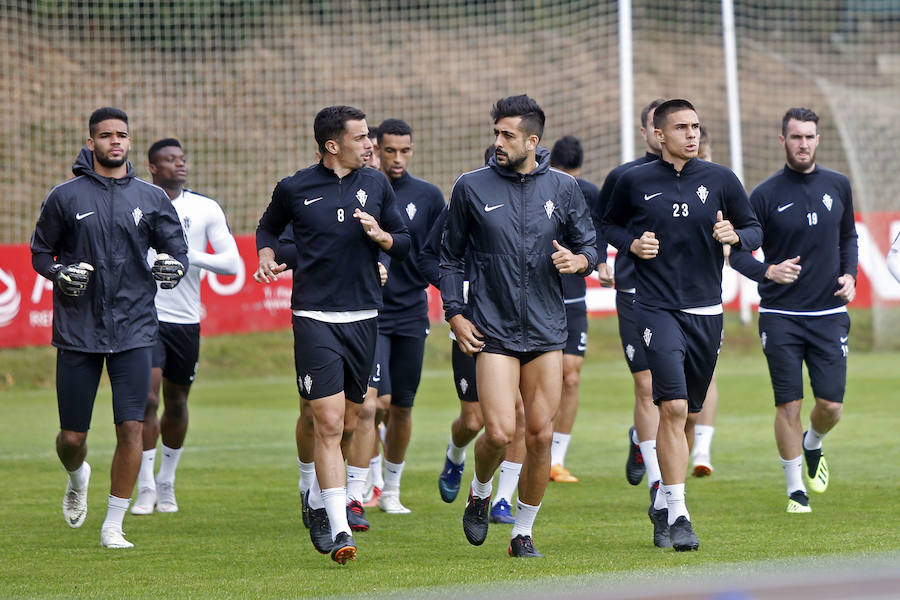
[517,351,563,506]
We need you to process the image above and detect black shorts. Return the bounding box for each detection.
[451,341,478,403]
[56,346,153,431]
[292,315,377,404]
[633,303,723,413]
[152,322,200,386]
[368,334,391,396]
[368,333,427,408]
[564,301,588,357]
[758,311,850,405]
[616,291,649,373]
[479,341,557,366]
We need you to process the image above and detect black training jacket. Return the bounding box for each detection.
[730,165,858,311]
[31,148,189,353]
[257,162,411,312]
[440,148,599,352]
[602,157,762,310]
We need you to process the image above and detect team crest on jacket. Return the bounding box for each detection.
[822,194,833,211]
[696,185,709,204]
[459,377,468,395]
[544,200,554,219]
[406,202,417,220]
[132,207,143,226]
[356,189,367,207]
[643,328,652,347]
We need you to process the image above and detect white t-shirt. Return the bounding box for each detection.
[149,190,240,324]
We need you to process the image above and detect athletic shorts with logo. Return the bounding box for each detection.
[758,311,850,405]
[57,346,153,431]
[451,341,478,403]
[367,332,427,407]
[633,302,722,413]
[292,315,376,404]
[564,300,588,357]
[616,290,649,373]
[152,321,200,386]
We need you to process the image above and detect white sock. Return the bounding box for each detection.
[321,487,350,540]
[369,455,384,489]
[550,432,571,467]
[102,495,130,531]
[510,500,540,538]
[346,466,368,503]
[652,482,667,511]
[781,455,806,496]
[307,476,324,510]
[631,428,640,445]
[137,448,157,490]
[639,439,662,488]
[803,427,826,451]
[693,425,714,459]
[383,460,405,491]
[661,483,689,525]
[156,444,183,485]
[471,474,493,500]
[492,461,522,506]
[447,437,466,465]
[298,459,316,496]
[67,462,90,490]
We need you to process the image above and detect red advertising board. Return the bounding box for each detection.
[2,213,899,348]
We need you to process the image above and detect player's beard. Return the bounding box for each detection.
[96,149,128,169]
[497,149,527,171]
[786,147,815,172]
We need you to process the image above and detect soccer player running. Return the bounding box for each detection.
[255,105,410,564]
[131,138,241,515]
[603,99,761,550]
[595,98,665,493]
[441,95,598,558]
[345,118,445,517]
[547,135,603,483]
[730,107,858,514]
[31,107,188,548]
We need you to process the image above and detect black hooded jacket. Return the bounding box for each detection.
[439,148,599,352]
[31,148,188,353]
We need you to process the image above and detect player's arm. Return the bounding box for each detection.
[355,182,411,258]
[556,183,597,276]
[188,205,241,275]
[419,208,448,289]
[150,195,190,289]
[601,174,657,260]
[255,182,291,283]
[30,191,66,279]
[720,172,762,251]
[835,179,859,302]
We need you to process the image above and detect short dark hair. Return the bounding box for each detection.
[89,107,128,136]
[699,126,710,143]
[148,138,182,164]
[640,98,667,130]
[313,105,366,154]
[653,99,696,130]
[550,135,584,171]
[491,95,545,140]
[367,126,379,141]
[782,107,819,135]
[377,118,412,144]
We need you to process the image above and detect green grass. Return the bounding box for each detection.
[1,319,899,598]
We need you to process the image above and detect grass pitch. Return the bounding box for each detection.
[2,318,899,598]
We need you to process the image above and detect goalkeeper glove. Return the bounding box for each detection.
[54,262,94,297]
[152,253,185,289]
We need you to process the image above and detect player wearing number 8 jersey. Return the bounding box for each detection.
[730,107,858,514]
[255,105,410,564]
[603,99,761,551]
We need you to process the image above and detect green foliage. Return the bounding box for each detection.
[1,324,898,597]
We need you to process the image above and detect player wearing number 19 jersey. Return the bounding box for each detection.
[730,107,858,514]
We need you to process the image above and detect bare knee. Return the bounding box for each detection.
[58,430,87,451]
[777,399,802,422]
[816,398,843,420]
[483,424,513,450]
[562,368,580,395]
[659,399,688,424]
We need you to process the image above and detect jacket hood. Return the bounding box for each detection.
[72,147,136,184]
[489,146,551,179]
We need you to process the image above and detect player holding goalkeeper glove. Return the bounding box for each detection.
[30,107,188,549]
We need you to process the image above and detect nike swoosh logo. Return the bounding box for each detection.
[304,197,323,206]
[777,203,794,212]
[840,336,848,343]
[484,204,504,212]
[371,376,381,382]
[644,193,662,201]
[75,211,95,220]
[576,345,587,351]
